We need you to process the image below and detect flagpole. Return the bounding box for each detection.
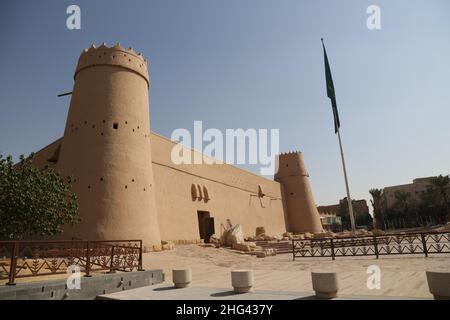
[336,126,356,234]
[321,37,356,235]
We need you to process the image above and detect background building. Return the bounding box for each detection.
[382,177,447,211]
[317,205,342,232]
[380,176,450,229]
[318,198,371,231]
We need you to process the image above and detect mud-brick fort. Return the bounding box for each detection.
[30,43,323,250]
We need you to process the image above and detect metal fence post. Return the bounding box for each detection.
[330,238,335,261]
[69,239,74,265]
[373,236,379,259]
[138,240,144,271]
[292,239,295,261]
[6,241,18,285]
[84,241,92,277]
[108,245,116,273]
[421,233,428,258]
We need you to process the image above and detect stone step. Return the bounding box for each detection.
[247,240,293,254]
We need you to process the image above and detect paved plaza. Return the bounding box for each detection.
[97,283,425,300]
[141,245,450,299]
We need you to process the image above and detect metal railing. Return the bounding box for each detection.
[292,231,450,260]
[0,239,143,285]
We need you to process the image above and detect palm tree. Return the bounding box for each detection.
[429,175,450,223]
[394,191,411,227]
[369,188,384,230]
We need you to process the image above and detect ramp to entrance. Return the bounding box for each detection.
[253,240,292,254]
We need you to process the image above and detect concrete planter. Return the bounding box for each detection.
[426,271,450,300]
[172,269,192,288]
[0,270,164,300]
[231,270,254,293]
[311,272,339,299]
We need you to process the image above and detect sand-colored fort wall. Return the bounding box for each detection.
[150,133,287,241]
[29,139,62,170]
[27,43,324,247]
[30,134,287,243]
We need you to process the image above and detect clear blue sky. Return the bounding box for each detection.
[1,0,449,208]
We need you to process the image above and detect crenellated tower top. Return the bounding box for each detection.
[75,42,149,86]
[275,151,309,179]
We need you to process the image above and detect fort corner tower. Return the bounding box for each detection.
[275,152,323,233]
[57,43,161,249]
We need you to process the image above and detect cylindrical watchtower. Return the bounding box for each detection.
[275,151,323,233]
[57,43,161,250]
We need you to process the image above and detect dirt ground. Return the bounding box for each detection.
[142,244,450,298]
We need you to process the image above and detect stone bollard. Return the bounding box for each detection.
[426,271,450,300]
[172,269,192,288]
[311,272,339,299]
[231,270,254,293]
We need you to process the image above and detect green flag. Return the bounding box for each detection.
[321,38,340,133]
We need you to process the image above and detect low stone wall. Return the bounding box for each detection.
[0,269,164,300]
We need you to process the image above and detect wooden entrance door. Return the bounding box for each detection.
[197,211,215,243]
